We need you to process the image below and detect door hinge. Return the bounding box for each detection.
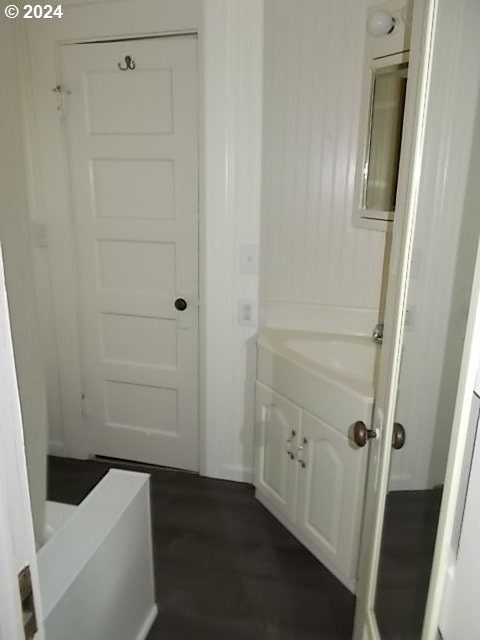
[81,392,89,418]
[18,566,38,640]
[52,85,70,120]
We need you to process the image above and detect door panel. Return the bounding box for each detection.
[254,383,299,519]
[60,36,199,470]
[92,159,175,219]
[86,70,174,134]
[297,412,367,582]
[353,1,436,636]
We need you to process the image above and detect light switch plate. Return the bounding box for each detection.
[239,245,259,274]
[31,221,48,248]
[238,299,257,326]
[404,304,416,331]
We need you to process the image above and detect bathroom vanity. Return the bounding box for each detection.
[254,329,377,592]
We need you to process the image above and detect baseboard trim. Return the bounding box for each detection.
[48,441,65,457]
[256,490,356,594]
[388,474,425,491]
[220,464,253,483]
[134,604,158,640]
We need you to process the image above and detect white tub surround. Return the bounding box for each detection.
[43,502,77,543]
[254,329,377,592]
[37,470,156,640]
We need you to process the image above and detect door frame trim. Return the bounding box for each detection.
[424,240,480,637]
[0,246,45,638]
[421,0,480,627]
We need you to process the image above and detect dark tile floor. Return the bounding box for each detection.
[48,456,355,640]
[376,488,442,640]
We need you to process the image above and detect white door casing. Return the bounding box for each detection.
[60,36,199,471]
[0,246,45,640]
[438,393,480,639]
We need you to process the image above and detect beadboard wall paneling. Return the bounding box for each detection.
[261,0,386,332]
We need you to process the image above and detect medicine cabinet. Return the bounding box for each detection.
[353,1,413,230]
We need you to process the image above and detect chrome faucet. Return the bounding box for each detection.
[372,323,384,344]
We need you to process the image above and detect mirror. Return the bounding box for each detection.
[374,90,480,638]
[364,62,408,213]
[375,382,444,639]
[354,24,412,230]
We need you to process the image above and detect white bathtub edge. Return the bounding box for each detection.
[39,470,156,640]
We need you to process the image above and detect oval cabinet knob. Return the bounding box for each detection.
[392,422,406,450]
[352,421,377,447]
[174,298,188,311]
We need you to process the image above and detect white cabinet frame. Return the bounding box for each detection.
[254,381,368,593]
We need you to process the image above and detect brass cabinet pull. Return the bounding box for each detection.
[297,437,308,468]
[285,430,296,459]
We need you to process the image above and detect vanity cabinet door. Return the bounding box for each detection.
[296,412,367,582]
[254,383,300,520]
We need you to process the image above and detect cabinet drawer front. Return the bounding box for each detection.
[254,383,300,519]
[296,411,368,581]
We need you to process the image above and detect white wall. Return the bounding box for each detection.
[202,0,263,480]
[439,393,480,640]
[20,0,263,481]
[0,19,48,545]
[260,0,386,336]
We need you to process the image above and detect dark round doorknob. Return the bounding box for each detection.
[392,422,406,450]
[174,298,187,311]
[352,421,377,447]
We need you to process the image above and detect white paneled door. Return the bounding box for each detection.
[60,36,199,471]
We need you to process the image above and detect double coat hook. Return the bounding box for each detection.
[118,55,136,71]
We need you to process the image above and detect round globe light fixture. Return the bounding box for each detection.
[367,10,396,36]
